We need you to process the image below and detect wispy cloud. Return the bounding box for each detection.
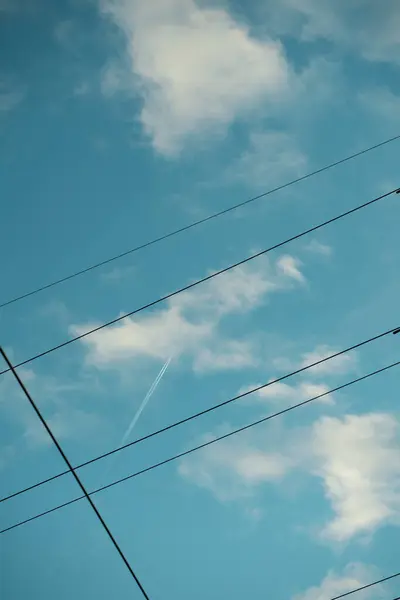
[54,19,75,46]
[193,339,259,373]
[272,345,358,379]
[277,255,306,284]
[305,240,333,257]
[263,0,400,65]
[0,444,16,471]
[359,87,400,123]
[100,264,136,284]
[0,364,106,462]
[73,81,91,97]
[178,428,292,502]
[225,130,307,189]
[239,380,334,406]
[178,410,400,543]
[293,563,381,600]
[299,345,357,378]
[23,407,105,448]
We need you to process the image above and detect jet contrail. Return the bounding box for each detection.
[103,357,172,481]
[119,356,171,448]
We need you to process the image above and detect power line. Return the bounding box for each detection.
[1,325,397,505]
[0,347,151,600]
[334,581,400,600]
[2,355,399,535]
[1,187,398,378]
[2,134,400,310]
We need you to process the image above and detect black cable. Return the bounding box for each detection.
[1,325,397,505]
[2,356,399,535]
[334,583,400,600]
[1,187,398,378]
[0,347,151,600]
[2,134,400,310]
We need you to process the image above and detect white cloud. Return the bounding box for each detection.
[312,413,400,541]
[100,0,290,155]
[277,255,306,284]
[226,130,307,189]
[73,305,212,365]
[174,258,284,317]
[178,431,291,501]
[293,563,380,600]
[72,254,306,372]
[180,412,400,543]
[176,371,400,544]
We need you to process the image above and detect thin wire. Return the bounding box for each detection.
[1,325,397,505]
[0,347,151,600]
[2,356,399,535]
[333,582,400,600]
[1,187,398,378]
[2,134,400,310]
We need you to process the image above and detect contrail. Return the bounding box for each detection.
[119,357,171,448]
[103,357,172,481]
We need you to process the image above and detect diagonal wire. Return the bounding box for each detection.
[333,584,400,600]
[2,355,400,535]
[1,325,398,505]
[0,347,151,600]
[2,134,400,310]
[1,187,399,378]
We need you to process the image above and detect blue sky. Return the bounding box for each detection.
[1,0,400,598]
